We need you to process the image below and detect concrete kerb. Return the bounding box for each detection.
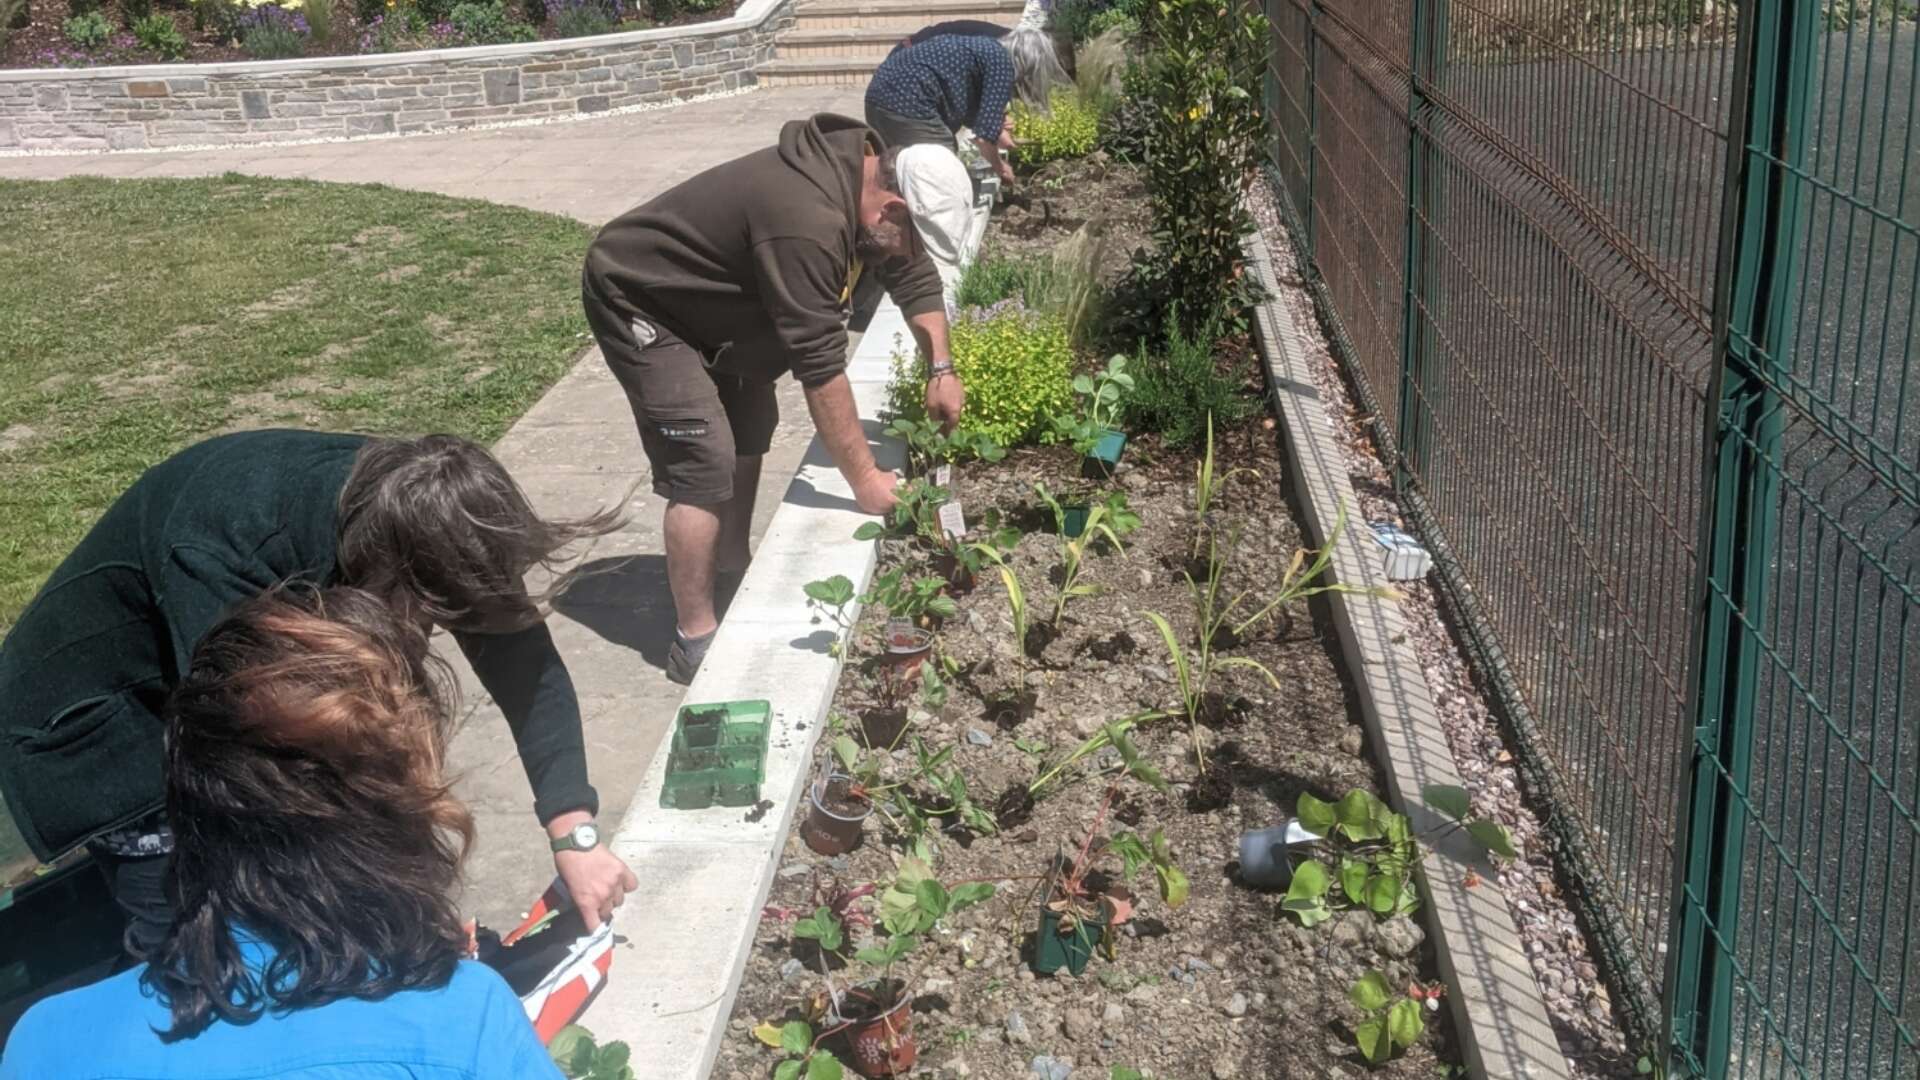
[1244,226,1572,1080]
[585,205,989,1078]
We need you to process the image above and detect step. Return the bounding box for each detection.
[790,0,1023,32]
[758,56,884,86]
[777,27,921,60]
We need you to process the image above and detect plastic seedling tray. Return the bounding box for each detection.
[1081,428,1127,480]
[660,700,770,809]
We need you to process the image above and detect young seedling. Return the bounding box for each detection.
[1046,784,1190,934]
[1191,413,1258,556]
[1280,785,1518,927]
[549,1026,636,1080]
[853,476,951,549]
[886,418,1007,473]
[1143,602,1279,774]
[1228,502,1397,638]
[1052,354,1134,457]
[1051,501,1128,626]
[757,1021,846,1080]
[804,575,857,657]
[1348,970,1426,1065]
[1028,713,1167,798]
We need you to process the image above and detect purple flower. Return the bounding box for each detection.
[240,3,310,34]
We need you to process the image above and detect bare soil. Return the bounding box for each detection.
[993,153,1152,287]
[713,424,1466,1077]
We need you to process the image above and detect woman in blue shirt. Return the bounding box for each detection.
[0,586,561,1080]
[863,26,1066,185]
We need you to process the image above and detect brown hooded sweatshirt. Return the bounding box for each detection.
[583,113,945,388]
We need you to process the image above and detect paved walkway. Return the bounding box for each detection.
[2,85,865,928]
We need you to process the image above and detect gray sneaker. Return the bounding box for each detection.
[666,627,716,686]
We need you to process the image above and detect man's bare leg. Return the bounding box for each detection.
[718,454,762,576]
[663,500,723,640]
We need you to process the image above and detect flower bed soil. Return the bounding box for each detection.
[1,0,735,70]
[990,152,1151,284]
[714,421,1465,1080]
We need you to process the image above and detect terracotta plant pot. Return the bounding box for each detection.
[801,772,872,857]
[835,979,916,1077]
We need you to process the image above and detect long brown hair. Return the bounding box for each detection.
[145,585,474,1041]
[336,434,624,634]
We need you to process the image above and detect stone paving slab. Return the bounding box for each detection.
[1245,228,1572,1080]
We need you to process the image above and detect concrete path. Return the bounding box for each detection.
[1,84,865,929]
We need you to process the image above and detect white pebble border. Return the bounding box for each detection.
[0,83,759,159]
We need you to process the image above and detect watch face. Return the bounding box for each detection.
[573,823,599,849]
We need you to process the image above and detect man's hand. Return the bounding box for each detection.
[854,468,900,515]
[548,811,637,931]
[925,373,965,433]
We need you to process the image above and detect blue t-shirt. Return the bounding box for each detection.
[0,940,562,1080]
[866,34,1016,143]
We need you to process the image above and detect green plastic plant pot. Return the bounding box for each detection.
[1032,908,1108,976]
[1081,428,1127,479]
[1061,505,1090,538]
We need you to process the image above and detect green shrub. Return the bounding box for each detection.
[64,9,113,46]
[0,0,26,51]
[1010,88,1099,168]
[241,18,303,55]
[303,0,336,46]
[1139,0,1268,338]
[1123,310,1253,450]
[1073,26,1129,116]
[955,254,1043,310]
[890,302,1074,447]
[546,0,617,36]
[1052,0,1138,44]
[132,11,188,57]
[353,0,384,26]
[121,0,153,24]
[67,0,104,16]
[1087,7,1135,37]
[1098,62,1151,164]
[448,0,534,42]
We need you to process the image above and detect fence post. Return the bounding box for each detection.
[1664,0,1813,1073]
[1395,0,1444,481]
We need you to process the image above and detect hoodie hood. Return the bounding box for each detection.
[777,112,878,244]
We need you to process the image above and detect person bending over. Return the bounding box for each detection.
[0,586,561,1079]
[582,113,966,684]
[0,429,638,971]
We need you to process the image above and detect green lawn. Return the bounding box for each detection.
[0,173,595,630]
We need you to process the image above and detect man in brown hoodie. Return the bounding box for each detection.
[582,113,965,683]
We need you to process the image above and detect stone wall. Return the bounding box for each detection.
[0,0,790,153]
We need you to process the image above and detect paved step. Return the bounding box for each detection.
[790,0,1023,32]
[778,26,920,60]
[758,56,885,86]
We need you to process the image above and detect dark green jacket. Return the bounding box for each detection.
[0,430,597,860]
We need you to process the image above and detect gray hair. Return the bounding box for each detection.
[1002,26,1069,107]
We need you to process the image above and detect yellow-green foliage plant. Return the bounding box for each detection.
[1010,88,1100,167]
[889,306,1074,447]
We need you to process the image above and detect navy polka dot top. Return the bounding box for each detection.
[864,33,1016,143]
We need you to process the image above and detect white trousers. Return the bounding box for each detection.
[894,144,980,316]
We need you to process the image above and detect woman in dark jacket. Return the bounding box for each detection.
[0,429,638,963]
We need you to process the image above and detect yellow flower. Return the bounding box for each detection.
[1187,106,1202,121]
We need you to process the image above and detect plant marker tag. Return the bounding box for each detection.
[933,464,952,487]
[938,501,965,539]
[1284,820,1322,845]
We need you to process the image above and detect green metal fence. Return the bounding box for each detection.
[1260,1,1919,1075]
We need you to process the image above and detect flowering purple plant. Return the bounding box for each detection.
[35,32,143,67]
[239,4,311,34]
[542,0,620,23]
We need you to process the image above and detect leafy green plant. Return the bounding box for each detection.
[1190,413,1255,552]
[239,5,308,59]
[1073,25,1131,116]
[1039,487,1128,625]
[1052,0,1140,43]
[758,1021,845,1080]
[64,10,113,47]
[1228,502,1394,637]
[1281,786,1518,928]
[886,417,1006,475]
[549,1025,637,1080]
[131,11,187,57]
[853,476,951,548]
[804,575,856,657]
[550,0,617,35]
[791,905,848,958]
[1053,354,1135,456]
[1048,784,1188,931]
[861,567,956,627]
[955,254,1043,311]
[1011,87,1101,167]
[1349,971,1425,1065]
[448,0,536,42]
[1123,311,1254,450]
[1028,713,1167,797]
[937,304,1076,447]
[1088,8,1137,38]
[1138,0,1268,337]
[1143,601,1277,773]
[122,0,153,23]
[302,0,336,45]
[971,543,1030,679]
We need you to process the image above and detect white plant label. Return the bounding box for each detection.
[934,464,952,487]
[938,501,966,539]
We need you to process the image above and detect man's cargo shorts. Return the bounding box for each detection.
[582,277,779,507]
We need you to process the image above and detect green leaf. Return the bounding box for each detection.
[1467,820,1519,860]
[807,1055,845,1080]
[951,882,996,909]
[1281,895,1331,927]
[549,1026,594,1075]
[1350,970,1393,1012]
[915,877,951,918]
[1355,1017,1392,1064]
[1112,1070,1146,1080]
[805,575,854,606]
[1339,858,1369,906]
[852,522,884,541]
[1636,1056,1656,1075]
[1421,784,1472,822]
[753,1022,787,1049]
[1388,998,1424,1049]
[775,1061,804,1080]
[1110,832,1150,880]
[1335,790,1386,841]
[780,1022,812,1056]
[1156,864,1190,908]
[1295,792,1337,836]
[854,946,892,966]
[832,735,861,773]
[1284,859,1330,902]
[1364,874,1401,915]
